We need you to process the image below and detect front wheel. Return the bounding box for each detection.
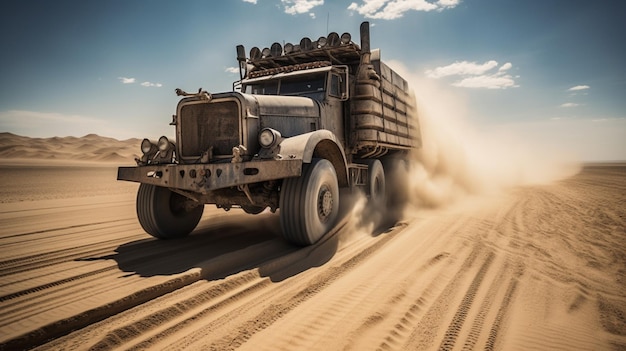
[280,159,339,246]
[136,184,204,239]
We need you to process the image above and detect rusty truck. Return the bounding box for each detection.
[117,22,421,246]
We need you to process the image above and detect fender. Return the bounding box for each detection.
[278,129,349,187]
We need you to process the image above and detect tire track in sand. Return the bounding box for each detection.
[85,271,270,351]
[400,242,490,350]
[484,270,521,351]
[460,260,509,351]
[437,251,495,351]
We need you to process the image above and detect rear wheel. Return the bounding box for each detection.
[280,159,339,246]
[382,158,409,206]
[136,184,204,239]
[365,159,386,208]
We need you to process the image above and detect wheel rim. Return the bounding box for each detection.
[317,184,334,223]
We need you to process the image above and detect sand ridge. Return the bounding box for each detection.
[0,132,141,165]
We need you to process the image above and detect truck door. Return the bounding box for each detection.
[320,66,349,147]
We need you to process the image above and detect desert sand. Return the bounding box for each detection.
[0,134,624,350]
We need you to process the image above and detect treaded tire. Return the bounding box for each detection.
[365,159,386,208]
[381,158,409,206]
[280,159,339,246]
[136,183,204,239]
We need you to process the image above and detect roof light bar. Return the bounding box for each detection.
[245,29,357,62]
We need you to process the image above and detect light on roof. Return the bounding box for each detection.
[327,32,340,47]
[300,37,313,51]
[284,43,294,54]
[340,32,351,45]
[317,36,327,47]
[250,47,261,60]
[270,42,282,57]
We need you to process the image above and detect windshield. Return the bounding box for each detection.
[244,73,326,97]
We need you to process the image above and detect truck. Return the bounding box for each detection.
[117,21,421,246]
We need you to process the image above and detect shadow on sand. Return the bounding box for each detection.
[79,189,402,284]
[79,209,341,283]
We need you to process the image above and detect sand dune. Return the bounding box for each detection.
[0,164,624,350]
[0,133,141,165]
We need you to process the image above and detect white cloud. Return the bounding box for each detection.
[426,60,499,79]
[426,60,519,89]
[567,85,590,91]
[282,0,324,15]
[225,67,240,74]
[348,0,459,20]
[242,0,257,4]
[140,82,163,87]
[498,62,512,71]
[452,74,517,89]
[560,103,580,108]
[118,76,161,87]
[118,77,135,84]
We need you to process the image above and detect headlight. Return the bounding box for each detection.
[158,136,171,151]
[153,136,175,164]
[259,128,281,148]
[137,138,158,166]
[141,138,156,154]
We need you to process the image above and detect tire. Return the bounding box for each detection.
[366,159,386,208]
[241,204,266,215]
[382,158,409,206]
[280,158,339,246]
[136,183,204,239]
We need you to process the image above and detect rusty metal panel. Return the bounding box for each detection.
[179,99,241,158]
[261,115,319,138]
[254,95,320,118]
[118,159,302,194]
[351,56,421,154]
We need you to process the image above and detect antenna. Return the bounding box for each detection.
[326,12,329,34]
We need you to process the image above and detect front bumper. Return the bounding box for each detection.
[117,159,302,194]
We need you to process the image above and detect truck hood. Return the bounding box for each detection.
[250,94,320,119]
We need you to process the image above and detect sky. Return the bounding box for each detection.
[0,0,624,161]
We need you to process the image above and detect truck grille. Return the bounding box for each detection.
[179,101,240,158]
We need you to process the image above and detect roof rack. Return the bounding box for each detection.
[247,43,361,70]
[236,22,371,79]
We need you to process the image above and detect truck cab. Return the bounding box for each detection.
[241,65,349,146]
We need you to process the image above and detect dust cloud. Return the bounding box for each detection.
[387,61,582,211]
[344,61,582,237]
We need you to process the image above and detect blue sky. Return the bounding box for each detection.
[0,0,624,161]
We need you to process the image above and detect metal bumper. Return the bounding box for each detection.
[117,159,302,194]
